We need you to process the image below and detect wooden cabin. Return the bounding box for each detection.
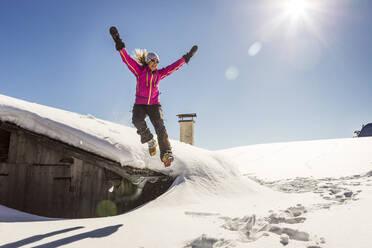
[0,121,174,218]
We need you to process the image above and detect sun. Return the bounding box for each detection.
[283,0,310,19]
[257,0,328,44]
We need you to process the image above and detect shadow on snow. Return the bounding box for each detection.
[1,225,123,248]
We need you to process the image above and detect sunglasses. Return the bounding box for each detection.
[150,59,159,64]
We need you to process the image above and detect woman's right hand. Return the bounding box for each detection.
[109,26,125,51]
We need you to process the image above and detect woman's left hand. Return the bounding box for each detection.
[183,45,198,63]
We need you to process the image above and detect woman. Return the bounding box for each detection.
[109,26,197,167]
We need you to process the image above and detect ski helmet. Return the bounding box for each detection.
[146,52,159,63]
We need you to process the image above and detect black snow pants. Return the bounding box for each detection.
[132,104,171,158]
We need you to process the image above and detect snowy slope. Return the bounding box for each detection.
[1,94,372,248]
[218,137,372,180]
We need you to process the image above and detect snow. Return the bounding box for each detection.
[218,138,372,180]
[0,94,222,177]
[1,93,372,248]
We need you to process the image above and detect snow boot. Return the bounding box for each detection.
[161,151,174,167]
[148,139,157,156]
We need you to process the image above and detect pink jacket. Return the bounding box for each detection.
[119,48,186,105]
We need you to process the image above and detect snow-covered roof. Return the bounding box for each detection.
[0,94,145,165]
[0,94,235,180]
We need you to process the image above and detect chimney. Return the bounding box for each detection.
[177,113,197,145]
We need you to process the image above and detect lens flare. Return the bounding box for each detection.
[249,42,262,56]
[225,66,239,80]
[96,200,118,217]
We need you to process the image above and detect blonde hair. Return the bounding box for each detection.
[132,49,148,66]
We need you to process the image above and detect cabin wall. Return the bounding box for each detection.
[0,128,132,218]
[0,124,174,218]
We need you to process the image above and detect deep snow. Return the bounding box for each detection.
[1,94,372,248]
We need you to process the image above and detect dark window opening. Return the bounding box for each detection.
[59,157,74,164]
[0,129,10,162]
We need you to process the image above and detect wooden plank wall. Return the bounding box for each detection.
[0,129,116,218]
[0,126,174,218]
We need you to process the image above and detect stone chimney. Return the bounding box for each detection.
[177,113,197,145]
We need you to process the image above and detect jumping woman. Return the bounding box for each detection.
[109,26,198,167]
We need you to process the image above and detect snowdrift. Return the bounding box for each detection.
[218,137,372,180]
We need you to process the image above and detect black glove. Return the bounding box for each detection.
[183,45,198,63]
[109,26,125,51]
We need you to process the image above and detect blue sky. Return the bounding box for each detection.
[1,0,372,150]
